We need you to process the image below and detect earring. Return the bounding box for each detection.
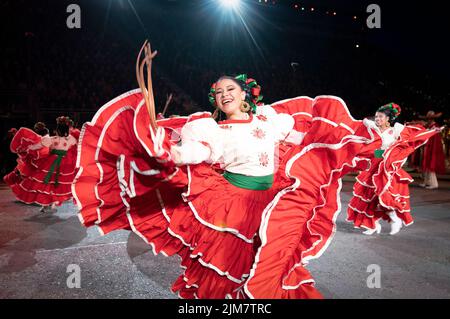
[240,101,251,113]
[212,108,219,120]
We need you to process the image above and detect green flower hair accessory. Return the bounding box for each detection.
[377,103,402,120]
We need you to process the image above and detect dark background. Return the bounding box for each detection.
[1,0,449,136]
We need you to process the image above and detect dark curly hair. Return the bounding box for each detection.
[376,103,402,126]
[34,122,49,136]
[55,116,72,137]
[208,74,263,120]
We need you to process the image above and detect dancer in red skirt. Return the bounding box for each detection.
[347,104,442,235]
[3,122,51,187]
[5,116,78,213]
[418,111,446,189]
[73,42,441,298]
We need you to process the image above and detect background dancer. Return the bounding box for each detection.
[5,116,78,213]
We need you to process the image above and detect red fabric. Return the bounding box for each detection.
[70,128,81,140]
[271,96,313,133]
[244,97,376,298]
[422,122,446,174]
[4,127,77,205]
[347,124,441,230]
[75,93,408,299]
[75,92,327,298]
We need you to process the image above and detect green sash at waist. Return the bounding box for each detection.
[374,149,385,159]
[44,149,68,186]
[223,171,273,191]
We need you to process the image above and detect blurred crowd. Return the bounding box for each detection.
[1,0,449,170]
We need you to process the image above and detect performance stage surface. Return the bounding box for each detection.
[1,179,449,299]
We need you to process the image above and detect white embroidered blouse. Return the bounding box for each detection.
[363,119,405,150]
[29,135,77,151]
[172,105,304,177]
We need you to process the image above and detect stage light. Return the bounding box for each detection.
[219,0,240,9]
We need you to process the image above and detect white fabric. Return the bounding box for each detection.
[285,130,305,145]
[173,105,296,176]
[49,135,77,151]
[31,135,77,151]
[424,171,439,188]
[176,117,224,164]
[256,105,295,142]
[363,119,404,150]
[171,141,211,165]
[28,134,51,150]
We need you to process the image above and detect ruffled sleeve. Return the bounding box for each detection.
[257,105,299,143]
[41,135,52,147]
[68,135,78,147]
[171,117,223,165]
[393,123,405,140]
[28,135,51,150]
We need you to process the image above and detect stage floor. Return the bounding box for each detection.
[1,179,449,299]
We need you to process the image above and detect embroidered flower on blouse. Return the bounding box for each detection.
[259,152,269,167]
[252,128,266,139]
[220,125,232,130]
[257,115,268,122]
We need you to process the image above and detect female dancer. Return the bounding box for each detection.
[73,41,440,298]
[419,111,446,189]
[5,116,78,213]
[347,104,442,235]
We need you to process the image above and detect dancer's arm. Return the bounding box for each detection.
[284,129,305,145]
[258,105,304,144]
[171,117,223,165]
[171,141,212,165]
[28,135,51,150]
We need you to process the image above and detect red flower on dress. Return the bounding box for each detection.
[257,115,267,122]
[252,128,266,139]
[220,125,232,130]
[259,152,269,167]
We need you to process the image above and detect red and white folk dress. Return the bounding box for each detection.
[73,90,440,298]
[422,122,446,175]
[347,120,439,231]
[5,128,77,206]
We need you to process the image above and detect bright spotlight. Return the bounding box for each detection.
[219,0,240,9]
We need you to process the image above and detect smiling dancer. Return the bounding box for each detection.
[73,41,440,298]
[347,104,442,235]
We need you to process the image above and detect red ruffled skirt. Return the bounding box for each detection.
[74,90,388,299]
[347,158,413,230]
[4,128,76,206]
[347,125,441,230]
